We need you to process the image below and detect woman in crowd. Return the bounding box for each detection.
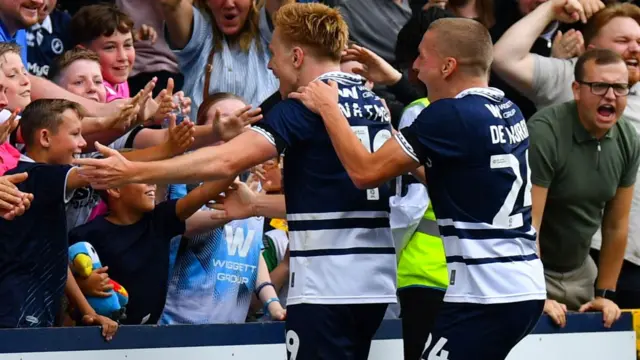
[160,0,288,120]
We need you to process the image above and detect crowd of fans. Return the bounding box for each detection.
[0,0,638,358]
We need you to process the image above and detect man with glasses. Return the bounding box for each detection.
[528,48,639,328]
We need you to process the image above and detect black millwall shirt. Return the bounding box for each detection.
[0,159,72,328]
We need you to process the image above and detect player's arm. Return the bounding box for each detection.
[598,185,633,290]
[322,105,417,188]
[73,130,278,188]
[292,84,418,188]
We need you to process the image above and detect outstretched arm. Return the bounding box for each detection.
[73,130,278,188]
[289,80,420,189]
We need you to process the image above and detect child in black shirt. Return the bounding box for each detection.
[0,99,117,338]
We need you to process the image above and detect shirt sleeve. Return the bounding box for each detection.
[531,55,575,109]
[29,164,74,205]
[620,124,640,188]
[396,100,467,165]
[250,99,317,154]
[166,6,212,68]
[258,5,274,44]
[152,200,187,241]
[527,116,558,188]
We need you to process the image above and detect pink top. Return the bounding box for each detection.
[0,142,21,175]
[104,80,130,102]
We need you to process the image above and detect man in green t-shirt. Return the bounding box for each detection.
[529,49,640,328]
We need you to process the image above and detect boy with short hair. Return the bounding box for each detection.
[0,98,117,338]
[68,3,136,102]
[68,163,286,325]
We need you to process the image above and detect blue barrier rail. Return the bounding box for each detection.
[0,313,633,354]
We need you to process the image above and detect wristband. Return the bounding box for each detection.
[263,297,281,317]
[255,281,275,297]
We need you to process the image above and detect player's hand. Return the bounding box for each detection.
[212,105,262,143]
[551,29,585,59]
[544,299,568,328]
[579,297,621,328]
[0,108,20,144]
[208,180,258,220]
[73,142,137,189]
[81,314,118,341]
[76,267,114,298]
[134,24,158,44]
[0,172,33,220]
[289,79,339,115]
[341,44,402,86]
[268,302,286,321]
[164,113,195,155]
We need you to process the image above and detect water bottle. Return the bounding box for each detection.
[162,95,186,128]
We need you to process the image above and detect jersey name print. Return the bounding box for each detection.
[396,87,546,304]
[251,71,397,305]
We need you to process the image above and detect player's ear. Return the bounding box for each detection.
[292,47,304,69]
[441,57,456,79]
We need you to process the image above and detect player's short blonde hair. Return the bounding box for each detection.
[429,18,493,77]
[273,3,348,61]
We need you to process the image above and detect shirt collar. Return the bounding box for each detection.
[19,154,34,163]
[31,15,53,34]
[571,101,618,142]
[0,18,17,42]
[455,87,505,102]
[315,71,365,85]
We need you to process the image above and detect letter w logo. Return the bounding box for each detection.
[485,104,502,119]
[224,225,255,258]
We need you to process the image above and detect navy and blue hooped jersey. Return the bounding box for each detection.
[26,11,71,77]
[251,71,397,305]
[396,87,546,305]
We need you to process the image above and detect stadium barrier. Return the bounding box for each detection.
[0,313,636,360]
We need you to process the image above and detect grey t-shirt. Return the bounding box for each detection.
[323,0,411,63]
[65,131,136,231]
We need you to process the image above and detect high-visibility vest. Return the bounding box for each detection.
[396,98,448,291]
[397,203,448,290]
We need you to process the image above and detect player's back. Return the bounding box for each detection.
[409,88,546,304]
[252,72,397,306]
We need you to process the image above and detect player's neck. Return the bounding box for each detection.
[106,204,145,226]
[298,59,342,88]
[429,77,489,102]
